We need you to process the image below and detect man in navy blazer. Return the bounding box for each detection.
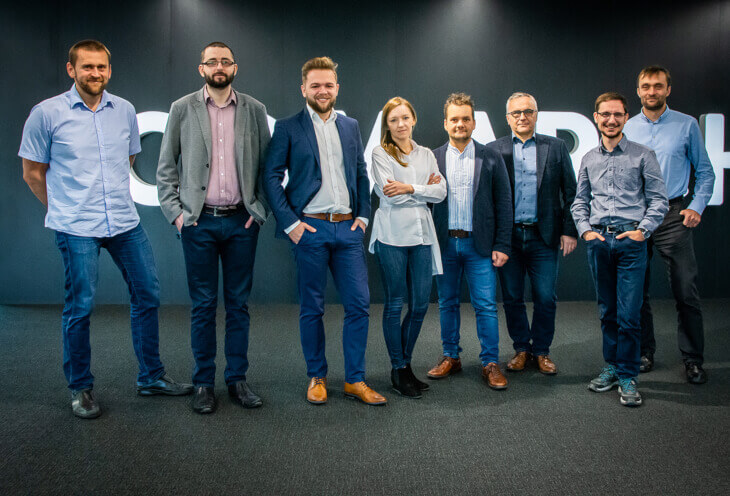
[426,93,513,390]
[263,57,386,406]
[485,92,578,376]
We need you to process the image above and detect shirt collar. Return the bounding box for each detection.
[600,134,628,154]
[307,103,337,124]
[511,131,536,144]
[447,139,474,157]
[67,83,113,110]
[204,86,237,107]
[639,104,671,123]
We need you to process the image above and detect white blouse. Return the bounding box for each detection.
[368,142,447,275]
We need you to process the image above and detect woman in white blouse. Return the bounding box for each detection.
[369,97,447,398]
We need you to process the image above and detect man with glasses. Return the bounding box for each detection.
[19,39,192,420]
[623,66,715,384]
[157,41,271,414]
[486,92,577,375]
[572,92,668,407]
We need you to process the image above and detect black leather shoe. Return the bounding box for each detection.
[228,381,263,408]
[71,389,101,419]
[685,362,707,384]
[639,354,654,373]
[405,364,429,391]
[391,368,422,398]
[137,374,194,396]
[192,386,216,414]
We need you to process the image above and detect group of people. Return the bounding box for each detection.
[19,40,714,419]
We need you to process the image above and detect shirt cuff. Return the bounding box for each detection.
[356,216,369,228]
[284,220,301,235]
[686,199,706,215]
[412,184,425,196]
[576,221,593,239]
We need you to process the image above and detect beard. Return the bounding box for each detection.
[76,77,107,96]
[600,126,622,139]
[307,94,336,115]
[641,95,666,111]
[205,71,235,89]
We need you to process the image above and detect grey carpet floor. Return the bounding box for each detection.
[1,300,728,495]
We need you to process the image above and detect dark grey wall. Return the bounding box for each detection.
[2,0,729,304]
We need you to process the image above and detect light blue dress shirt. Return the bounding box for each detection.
[446,140,475,231]
[624,106,715,214]
[19,84,142,237]
[512,133,538,223]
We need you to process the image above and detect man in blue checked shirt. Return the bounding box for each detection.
[624,66,715,384]
[572,92,668,407]
[19,40,192,420]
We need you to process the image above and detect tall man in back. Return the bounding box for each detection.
[427,93,513,390]
[486,92,577,375]
[19,40,191,420]
[157,42,271,414]
[624,66,715,384]
[263,57,386,406]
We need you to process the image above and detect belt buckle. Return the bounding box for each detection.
[328,213,335,222]
[212,206,223,217]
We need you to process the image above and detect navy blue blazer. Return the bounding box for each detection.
[263,109,370,238]
[485,134,578,248]
[432,140,513,258]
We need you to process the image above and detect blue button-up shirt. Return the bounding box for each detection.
[571,136,668,237]
[446,140,475,231]
[19,84,142,237]
[624,106,715,214]
[512,133,538,223]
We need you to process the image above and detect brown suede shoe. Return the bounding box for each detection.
[306,377,327,404]
[536,355,558,375]
[506,351,532,372]
[426,356,462,379]
[344,382,387,406]
[482,362,508,390]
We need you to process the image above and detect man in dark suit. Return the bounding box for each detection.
[157,42,270,414]
[426,93,513,390]
[263,56,386,406]
[486,92,578,375]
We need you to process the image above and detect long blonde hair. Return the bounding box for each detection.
[380,97,417,167]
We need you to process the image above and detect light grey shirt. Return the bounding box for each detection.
[571,135,668,238]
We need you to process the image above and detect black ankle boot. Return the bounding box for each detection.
[391,368,422,398]
[405,364,430,391]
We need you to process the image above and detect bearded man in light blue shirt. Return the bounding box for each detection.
[19,40,192,420]
[624,66,715,384]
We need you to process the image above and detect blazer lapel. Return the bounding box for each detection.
[334,116,354,186]
[502,138,516,190]
[434,145,447,177]
[536,134,548,192]
[234,91,248,180]
[193,89,212,161]
[473,142,482,199]
[298,109,321,167]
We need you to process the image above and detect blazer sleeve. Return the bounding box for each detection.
[263,120,299,230]
[156,101,183,225]
[354,121,371,220]
[558,141,578,238]
[491,149,513,256]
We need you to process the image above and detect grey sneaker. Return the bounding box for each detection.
[618,377,642,407]
[71,389,101,419]
[588,365,618,392]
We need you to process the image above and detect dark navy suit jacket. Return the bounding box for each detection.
[263,109,370,238]
[432,140,513,258]
[485,134,578,248]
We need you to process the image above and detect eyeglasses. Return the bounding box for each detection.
[596,112,627,120]
[201,59,235,68]
[507,109,537,118]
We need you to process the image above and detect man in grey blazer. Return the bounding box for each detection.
[157,42,271,414]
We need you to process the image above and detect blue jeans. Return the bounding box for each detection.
[498,226,559,356]
[55,223,165,392]
[586,233,647,379]
[436,237,499,365]
[180,211,259,387]
[293,218,370,383]
[374,241,433,369]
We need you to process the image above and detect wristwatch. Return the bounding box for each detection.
[638,228,650,239]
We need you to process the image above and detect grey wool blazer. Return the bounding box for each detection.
[156,87,271,226]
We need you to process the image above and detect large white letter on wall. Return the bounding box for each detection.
[536,112,597,177]
[132,111,168,206]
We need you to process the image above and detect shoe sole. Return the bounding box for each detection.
[619,397,643,407]
[344,393,387,406]
[306,395,327,405]
[426,368,462,379]
[229,397,263,408]
[538,369,558,376]
[391,386,422,399]
[506,366,525,372]
[192,406,215,414]
[486,383,508,390]
[73,409,101,419]
[588,381,618,393]
[137,388,194,397]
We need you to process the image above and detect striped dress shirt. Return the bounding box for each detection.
[446,140,475,231]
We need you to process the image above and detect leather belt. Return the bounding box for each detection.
[304,213,353,222]
[591,223,639,234]
[515,222,537,229]
[668,195,685,206]
[202,203,245,217]
[448,229,471,238]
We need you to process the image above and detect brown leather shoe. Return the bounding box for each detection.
[536,355,557,375]
[344,382,387,406]
[306,377,327,404]
[482,362,508,390]
[426,356,462,379]
[506,351,532,372]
